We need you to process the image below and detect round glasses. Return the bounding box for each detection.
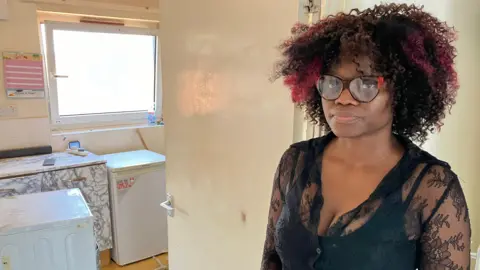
[316,75,385,103]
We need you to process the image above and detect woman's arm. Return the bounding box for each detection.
[261,148,297,270]
[261,156,285,270]
[419,166,471,269]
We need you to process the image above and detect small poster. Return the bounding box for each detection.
[3,52,45,99]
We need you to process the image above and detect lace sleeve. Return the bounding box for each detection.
[418,165,471,270]
[261,148,298,270]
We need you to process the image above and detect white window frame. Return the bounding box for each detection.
[43,21,161,128]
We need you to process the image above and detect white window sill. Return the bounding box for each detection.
[51,123,164,136]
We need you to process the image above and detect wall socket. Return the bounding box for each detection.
[0,105,18,117]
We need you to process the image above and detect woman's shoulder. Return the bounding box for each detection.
[277,135,329,167]
[409,148,460,191]
[274,136,328,194]
[416,162,460,191]
[288,133,333,153]
[402,149,469,229]
[411,162,469,228]
[408,152,466,215]
[410,148,460,188]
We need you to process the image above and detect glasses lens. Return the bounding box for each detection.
[317,75,343,100]
[349,77,380,102]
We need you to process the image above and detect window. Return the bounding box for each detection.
[41,21,159,128]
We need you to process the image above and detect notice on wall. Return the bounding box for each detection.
[3,52,46,99]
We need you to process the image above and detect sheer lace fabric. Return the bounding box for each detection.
[261,133,470,270]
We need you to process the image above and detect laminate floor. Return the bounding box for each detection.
[102,254,168,270]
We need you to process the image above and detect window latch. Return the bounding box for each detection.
[51,73,69,79]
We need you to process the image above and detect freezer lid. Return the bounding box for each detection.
[0,189,92,235]
[104,150,166,172]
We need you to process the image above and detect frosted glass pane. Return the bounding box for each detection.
[52,29,156,116]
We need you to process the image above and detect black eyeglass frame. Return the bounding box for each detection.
[316,74,385,103]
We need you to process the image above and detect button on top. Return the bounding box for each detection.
[316,248,322,254]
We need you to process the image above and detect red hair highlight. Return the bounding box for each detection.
[283,58,322,103]
[402,32,435,77]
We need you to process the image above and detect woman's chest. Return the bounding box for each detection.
[320,160,392,217]
[275,187,420,269]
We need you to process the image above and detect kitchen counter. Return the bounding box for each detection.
[0,152,106,179]
[0,151,112,251]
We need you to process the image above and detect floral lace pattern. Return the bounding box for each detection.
[261,133,470,270]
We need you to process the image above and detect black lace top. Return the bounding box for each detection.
[261,133,471,270]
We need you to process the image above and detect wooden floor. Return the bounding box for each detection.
[102,254,168,270]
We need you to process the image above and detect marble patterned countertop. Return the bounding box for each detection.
[0,152,106,179]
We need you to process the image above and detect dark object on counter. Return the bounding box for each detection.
[42,158,56,166]
[0,146,53,159]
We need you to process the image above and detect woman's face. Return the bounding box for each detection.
[321,57,393,138]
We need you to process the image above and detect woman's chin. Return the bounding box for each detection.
[329,124,366,139]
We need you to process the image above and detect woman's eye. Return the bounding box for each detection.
[328,80,340,88]
[361,80,377,89]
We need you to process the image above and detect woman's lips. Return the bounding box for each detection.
[331,113,359,123]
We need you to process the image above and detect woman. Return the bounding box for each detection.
[262,4,470,270]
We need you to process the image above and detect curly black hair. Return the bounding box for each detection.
[273,4,458,144]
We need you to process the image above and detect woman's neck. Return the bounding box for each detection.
[327,128,404,167]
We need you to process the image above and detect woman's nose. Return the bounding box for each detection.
[335,88,360,106]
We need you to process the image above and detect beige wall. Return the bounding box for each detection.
[0,0,50,150]
[50,125,165,155]
[434,0,480,250]
[0,0,165,155]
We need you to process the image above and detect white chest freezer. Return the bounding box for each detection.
[104,150,167,266]
[0,189,97,270]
